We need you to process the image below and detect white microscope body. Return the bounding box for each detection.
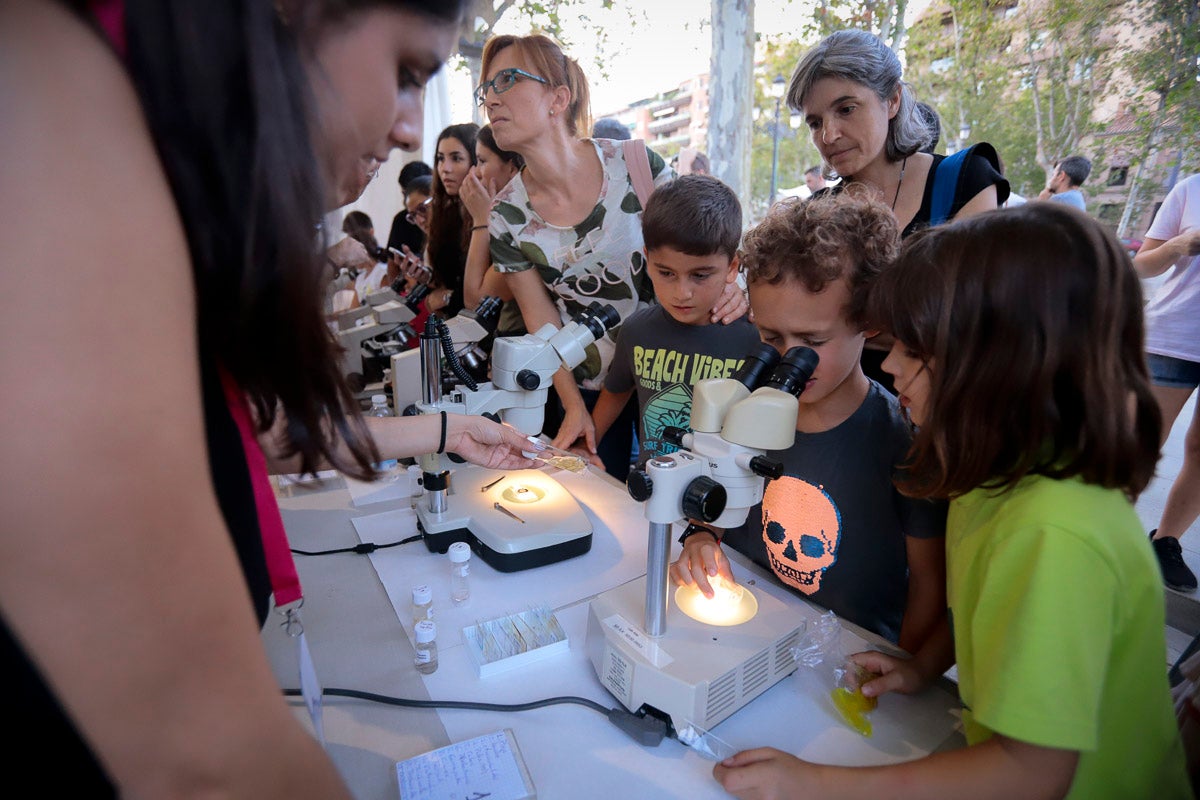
[389,298,500,415]
[414,302,620,571]
[586,345,819,735]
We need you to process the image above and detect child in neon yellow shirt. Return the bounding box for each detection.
[714,203,1192,799]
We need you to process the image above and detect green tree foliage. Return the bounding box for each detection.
[1120,0,1200,155]
[748,38,825,219]
[804,0,910,49]
[906,0,1119,198]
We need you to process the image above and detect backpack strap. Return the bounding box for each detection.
[929,142,1005,226]
[930,148,970,227]
[623,138,655,209]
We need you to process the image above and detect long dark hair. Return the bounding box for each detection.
[477,124,525,171]
[867,202,1161,500]
[106,0,466,477]
[427,122,479,296]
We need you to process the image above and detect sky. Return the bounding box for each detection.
[449,0,935,120]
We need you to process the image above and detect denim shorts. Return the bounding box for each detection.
[1148,353,1200,389]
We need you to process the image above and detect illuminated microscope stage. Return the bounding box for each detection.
[417,467,593,572]
[585,576,805,734]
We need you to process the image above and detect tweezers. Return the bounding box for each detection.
[493,502,525,524]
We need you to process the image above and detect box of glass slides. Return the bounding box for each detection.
[463,605,569,679]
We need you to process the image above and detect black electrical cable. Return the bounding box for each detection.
[283,686,609,715]
[280,687,672,746]
[290,533,423,556]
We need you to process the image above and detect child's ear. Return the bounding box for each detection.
[725,254,741,283]
[863,328,880,340]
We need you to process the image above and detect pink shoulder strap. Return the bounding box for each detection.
[219,369,302,607]
[623,138,655,209]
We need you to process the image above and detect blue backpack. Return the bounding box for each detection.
[929,143,1004,226]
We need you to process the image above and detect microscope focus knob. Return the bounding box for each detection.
[661,426,687,447]
[749,455,784,481]
[627,469,653,502]
[682,476,727,523]
[516,369,541,391]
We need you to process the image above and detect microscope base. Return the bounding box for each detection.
[416,467,593,573]
[585,576,804,735]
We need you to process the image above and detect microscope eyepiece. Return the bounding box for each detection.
[766,346,819,397]
[732,343,782,390]
[473,296,503,326]
[576,302,621,340]
[405,282,432,313]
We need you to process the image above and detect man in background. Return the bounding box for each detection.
[1038,155,1091,211]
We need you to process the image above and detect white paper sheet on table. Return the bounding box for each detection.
[343,464,421,507]
[352,466,654,649]
[416,564,961,800]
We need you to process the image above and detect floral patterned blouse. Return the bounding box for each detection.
[488,138,673,389]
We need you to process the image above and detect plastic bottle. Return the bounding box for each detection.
[367,394,399,475]
[367,394,392,417]
[448,542,471,605]
[411,584,433,627]
[413,619,438,674]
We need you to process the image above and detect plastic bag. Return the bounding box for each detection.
[790,610,878,737]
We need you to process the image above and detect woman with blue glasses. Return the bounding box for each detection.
[475,33,747,480]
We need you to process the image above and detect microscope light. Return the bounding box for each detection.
[503,484,545,504]
[674,576,758,626]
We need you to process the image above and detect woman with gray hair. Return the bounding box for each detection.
[789,29,1008,390]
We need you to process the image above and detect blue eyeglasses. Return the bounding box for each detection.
[474,68,549,107]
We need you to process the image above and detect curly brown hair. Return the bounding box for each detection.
[740,188,899,328]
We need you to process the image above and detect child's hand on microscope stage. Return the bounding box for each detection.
[671,529,736,599]
[565,438,604,469]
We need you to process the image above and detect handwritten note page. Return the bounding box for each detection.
[396,729,535,800]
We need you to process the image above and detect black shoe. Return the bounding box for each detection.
[1151,531,1198,592]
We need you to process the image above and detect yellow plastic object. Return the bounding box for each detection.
[830,686,877,737]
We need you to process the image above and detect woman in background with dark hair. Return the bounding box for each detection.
[0,1,536,796]
[425,122,478,316]
[461,123,526,335]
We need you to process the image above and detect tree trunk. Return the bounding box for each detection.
[708,0,755,204]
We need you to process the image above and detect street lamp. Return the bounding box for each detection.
[767,74,787,205]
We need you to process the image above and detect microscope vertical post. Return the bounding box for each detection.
[645,522,672,637]
[419,324,448,515]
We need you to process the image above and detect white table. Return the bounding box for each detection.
[265,468,964,800]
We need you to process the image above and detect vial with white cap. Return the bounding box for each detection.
[448,541,471,605]
[411,584,433,627]
[413,619,438,674]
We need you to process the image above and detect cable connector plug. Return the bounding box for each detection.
[606,708,668,746]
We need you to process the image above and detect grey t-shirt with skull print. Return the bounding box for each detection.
[721,381,946,644]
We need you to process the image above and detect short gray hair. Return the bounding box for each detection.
[787,30,930,172]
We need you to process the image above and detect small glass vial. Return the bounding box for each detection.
[411,584,433,628]
[448,542,471,606]
[413,619,438,674]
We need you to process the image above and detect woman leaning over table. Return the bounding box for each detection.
[0,1,537,796]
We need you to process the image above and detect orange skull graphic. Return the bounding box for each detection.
[761,476,842,594]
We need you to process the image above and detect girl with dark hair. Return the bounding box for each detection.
[788,29,1009,393]
[424,122,478,317]
[0,1,536,795]
[715,203,1189,800]
[460,123,525,335]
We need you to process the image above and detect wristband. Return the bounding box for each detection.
[678,522,718,546]
[471,224,489,232]
[436,410,448,454]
